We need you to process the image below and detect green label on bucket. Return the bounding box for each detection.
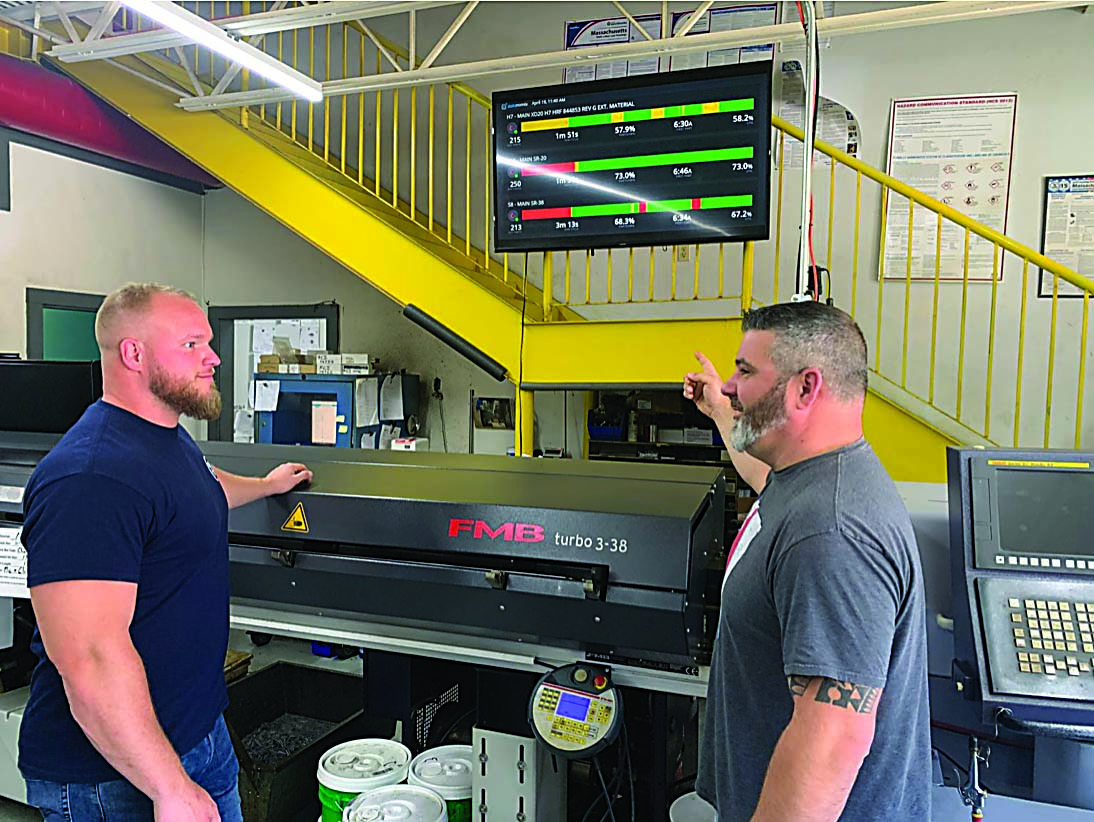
[446,798,472,822]
[318,782,360,822]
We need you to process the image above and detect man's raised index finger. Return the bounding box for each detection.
[694,351,718,375]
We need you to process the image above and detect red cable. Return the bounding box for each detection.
[808,196,819,299]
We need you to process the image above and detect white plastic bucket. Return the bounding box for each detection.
[669,792,717,822]
[407,745,473,822]
[342,784,448,822]
[317,739,412,822]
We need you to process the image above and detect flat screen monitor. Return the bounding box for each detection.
[996,468,1094,557]
[492,62,772,253]
[0,360,102,434]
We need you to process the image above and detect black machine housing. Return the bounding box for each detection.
[207,443,723,669]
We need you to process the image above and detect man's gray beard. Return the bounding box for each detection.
[729,379,788,454]
[149,364,222,421]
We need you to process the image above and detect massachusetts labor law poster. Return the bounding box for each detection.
[1038,175,1094,298]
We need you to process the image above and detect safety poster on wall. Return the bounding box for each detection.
[883,94,1017,282]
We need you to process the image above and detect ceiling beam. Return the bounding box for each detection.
[176,0,1081,112]
[48,1,461,62]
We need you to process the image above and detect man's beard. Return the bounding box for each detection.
[730,378,789,453]
[149,363,222,421]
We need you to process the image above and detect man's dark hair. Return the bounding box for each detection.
[741,302,868,401]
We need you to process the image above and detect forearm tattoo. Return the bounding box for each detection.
[787,676,881,715]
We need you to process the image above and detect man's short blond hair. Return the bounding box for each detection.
[94,282,200,354]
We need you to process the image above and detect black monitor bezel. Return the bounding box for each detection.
[490,61,773,254]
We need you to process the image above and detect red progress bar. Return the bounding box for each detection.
[692,198,702,210]
[523,206,572,220]
[522,162,576,177]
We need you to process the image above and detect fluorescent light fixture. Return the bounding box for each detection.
[119,0,323,102]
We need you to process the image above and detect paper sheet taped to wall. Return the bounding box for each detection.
[356,379,379,427]
[0,526,28,599]
[380,375,404,420]
[777,49,861,169]
[254,380,281,412]
[311,400,338,445]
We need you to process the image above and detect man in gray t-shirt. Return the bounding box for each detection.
[684,302,930,821]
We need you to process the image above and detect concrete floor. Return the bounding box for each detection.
[0,632,363,820]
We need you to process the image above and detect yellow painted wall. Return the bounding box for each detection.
[864,392,955,483]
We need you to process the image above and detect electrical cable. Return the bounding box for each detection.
[439,398,449,452]
[995,707,1094,742]
[580,761,612,822]
[432,379,450,453]
[795,1,822,301]
[594,749,626,822]
[517,267,530,454]
[594,756,617,822]
[584,725,630,822]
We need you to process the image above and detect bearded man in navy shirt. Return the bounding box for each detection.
[20,283,312,822]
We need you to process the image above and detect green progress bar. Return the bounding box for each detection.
[571,195,753,218]
[575,147,753,174]
[522,98,755,132]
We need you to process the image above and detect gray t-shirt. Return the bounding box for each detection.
[696,439,931,820]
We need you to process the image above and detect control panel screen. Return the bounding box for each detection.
[997,470,1094,557]
[556,692,591,721]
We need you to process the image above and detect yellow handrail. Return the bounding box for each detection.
[772,114,1094,296]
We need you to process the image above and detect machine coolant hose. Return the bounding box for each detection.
[994,708,1094,742]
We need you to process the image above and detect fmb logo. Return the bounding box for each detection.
[448,518,545,543]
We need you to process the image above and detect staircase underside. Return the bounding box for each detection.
[55,56,956,482]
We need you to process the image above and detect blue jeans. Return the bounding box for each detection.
[25,715,242,822]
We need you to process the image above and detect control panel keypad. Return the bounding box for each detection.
[1007,597,1094,677]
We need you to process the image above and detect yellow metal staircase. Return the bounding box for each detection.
[6,16,1089,483]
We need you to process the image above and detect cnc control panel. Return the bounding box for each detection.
[528,663,621,758]
[950,448,1094,727]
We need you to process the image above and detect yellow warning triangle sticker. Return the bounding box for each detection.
[281,501,309,534]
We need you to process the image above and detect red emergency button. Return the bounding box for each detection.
[593,675,608,690]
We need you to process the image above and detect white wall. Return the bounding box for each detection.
[0,141,583,453]
[0,142,204,354]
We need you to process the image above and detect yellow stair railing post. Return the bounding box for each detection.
[516,390,535,457]
[741,241,755,311]
[542,252,553,322]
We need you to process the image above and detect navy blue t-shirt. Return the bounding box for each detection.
[19,400,230,783]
